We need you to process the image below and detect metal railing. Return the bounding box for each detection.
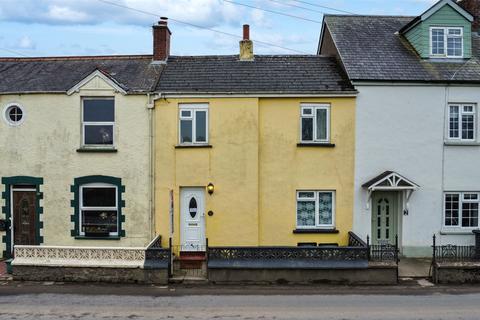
[144,235,171,271]
[432,234,478,263]
[366,235,399,263]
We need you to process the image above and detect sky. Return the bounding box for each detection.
[0,0,438,57]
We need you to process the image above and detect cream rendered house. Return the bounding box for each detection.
[0,55,161,260]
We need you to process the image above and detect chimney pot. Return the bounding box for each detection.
[243,24,250,40]
[152,18,171,62]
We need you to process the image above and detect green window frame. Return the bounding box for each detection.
[70,175,125,240]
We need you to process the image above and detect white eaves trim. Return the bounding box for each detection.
[422,0,473,22]
[67,70,127,96]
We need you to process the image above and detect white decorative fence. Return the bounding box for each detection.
[12,245,146,268]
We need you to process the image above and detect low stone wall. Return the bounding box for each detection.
[208,264,398,285]
[433,262,480,284]
[11,245,169,284]
[13,266,168,284]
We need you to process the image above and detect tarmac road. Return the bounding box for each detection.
[0,281,479,319]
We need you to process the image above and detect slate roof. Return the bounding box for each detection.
[155,55,355,94]
[322,15,480,83]
[0,55,162,94]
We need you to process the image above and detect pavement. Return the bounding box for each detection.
[0,282,480,319]
[398,257,432,278]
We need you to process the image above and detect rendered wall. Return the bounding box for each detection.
[354,85,480,257]
[0,76,152,252]
[155,96,355,247]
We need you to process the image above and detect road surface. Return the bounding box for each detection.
[0,283,479,320]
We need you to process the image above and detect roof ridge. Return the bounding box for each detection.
[169,54,332,58]
[0,54,153,62]
[325,14,415,18]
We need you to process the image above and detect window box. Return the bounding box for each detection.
[76,147,118,153]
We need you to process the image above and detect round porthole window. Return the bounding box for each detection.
[3,103,25,126]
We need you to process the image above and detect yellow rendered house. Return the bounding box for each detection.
[153,24,357,254]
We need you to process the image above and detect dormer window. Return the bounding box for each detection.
[430,27,463,58]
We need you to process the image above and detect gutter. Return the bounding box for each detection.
[152,92,358,99]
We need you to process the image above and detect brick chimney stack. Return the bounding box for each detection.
[458,0,480,32]
[153,17,171,62]
[239,24,254,61]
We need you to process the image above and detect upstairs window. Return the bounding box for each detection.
[300,104,330,143]
[82,98,115,146]
[448,104,476,141]
[444,192,479,228]
[430,27,463,58]
[179,104,208,145]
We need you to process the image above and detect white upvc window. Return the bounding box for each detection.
[79,183,119,237]
[82,98,115,147]
[179,104,208,145]
[300,104,330,143]
[448,104,476,141]
[430,27,463,58]
[296,191,335,229]
[444,192,479,228]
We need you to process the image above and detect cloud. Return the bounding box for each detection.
[0,0,247,27]
[14,35,36,50]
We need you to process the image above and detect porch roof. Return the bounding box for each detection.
[362,171,419,191]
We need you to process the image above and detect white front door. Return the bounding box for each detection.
[180,188,206,251]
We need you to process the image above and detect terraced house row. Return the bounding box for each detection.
[1,0,480,284]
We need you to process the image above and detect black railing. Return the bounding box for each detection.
[432,234,477,263]
[144,235,171,270]
[348,231,367,247]
[367,235,399,263]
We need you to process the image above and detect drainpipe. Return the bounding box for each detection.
[147,93,156,241]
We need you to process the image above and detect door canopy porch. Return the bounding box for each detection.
[362,171,419,210]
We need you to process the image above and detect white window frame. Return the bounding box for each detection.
[430,27,463,58]
[447,104,476,142]
[3,102,26,126]
[300,103,330,143]
[296,190,335,229]
[443,192,480,229]
[81,97,115,147]
[178,103,209,145]
[79,183,119,237]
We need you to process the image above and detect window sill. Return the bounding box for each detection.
[440,229,478,235]
[74,236,121,240]
[77,147,117,153]
[444,141,480,146]
[175,144,212,149]
[297,143,335,148]
[293,228,339,234]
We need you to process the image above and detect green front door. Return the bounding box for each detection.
[372,192,398,245]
